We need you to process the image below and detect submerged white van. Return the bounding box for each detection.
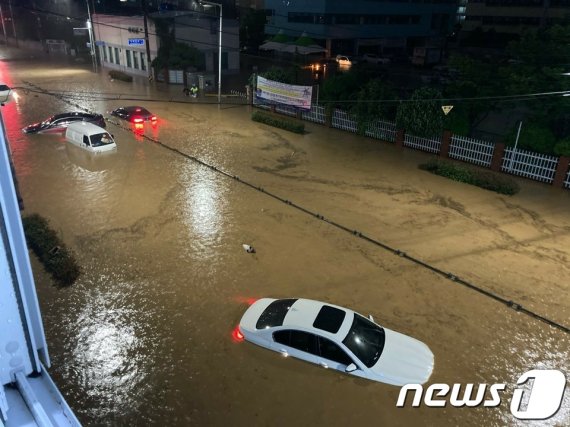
[65,122,116,153]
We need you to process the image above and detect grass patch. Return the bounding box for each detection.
[22,214,80,286]
[419,159,520,195]
[252,110,304,134]
[108,70,133,82]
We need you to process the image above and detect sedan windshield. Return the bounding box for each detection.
[342,314,385,368]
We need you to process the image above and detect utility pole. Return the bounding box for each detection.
[86,0,97,73]
[0,5,8,45]
[8,0,16,46]
[142,0,152,80]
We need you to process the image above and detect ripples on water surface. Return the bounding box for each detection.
[3,59,568,426]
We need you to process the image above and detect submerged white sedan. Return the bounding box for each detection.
[238,298,434,386]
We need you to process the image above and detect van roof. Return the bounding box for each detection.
[66,121,107,135]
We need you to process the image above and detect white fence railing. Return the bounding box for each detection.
[275,104,297,117]
[332,109,358,133]
[230,89,247,98]
[404,134,441,154]
[450,135,495,167]
[250,102,570,191]
[302,105,326,124]
[501,147,559,183]
[365,120,397,143]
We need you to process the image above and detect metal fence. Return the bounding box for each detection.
[302,105,326,124]
[332,109,358,133]
[450,135,495,167]
[365,120,397,143]
[275,104,297,117]
[404,134,442,154]
[252,96,271,110]
[501,147,559,183]
[250,102,570,191]
[230,89,247,98]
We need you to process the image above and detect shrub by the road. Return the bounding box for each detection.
[419,159,520,195]
[252,110,304,134]
[109,70,133,82]
[22,214,80,286]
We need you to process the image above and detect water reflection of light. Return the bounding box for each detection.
[180,165,228,257]
[482,324,570,426]
[69,288,150,412]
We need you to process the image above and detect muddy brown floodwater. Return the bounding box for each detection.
[2,55,569,426]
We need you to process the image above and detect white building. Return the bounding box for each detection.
[92,14,158,78]
[92,11,239,83]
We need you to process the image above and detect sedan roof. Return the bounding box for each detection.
[53,112,98,120]
[124,106,151,114]
[282,299,353,338]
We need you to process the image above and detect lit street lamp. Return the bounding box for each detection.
[200,1,222,105]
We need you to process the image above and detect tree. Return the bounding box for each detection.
[151,42,204,71]
[396,87,444,137]
[249,67,296,86]
[239,9,266,50]
[504,122,557,155]
[351,79,397,133]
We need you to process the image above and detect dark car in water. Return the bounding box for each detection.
[110,106,157,123]
[22,112,106,134]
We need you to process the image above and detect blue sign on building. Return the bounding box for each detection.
[128,38,145,46]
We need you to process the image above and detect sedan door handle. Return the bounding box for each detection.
[319,362,328,369]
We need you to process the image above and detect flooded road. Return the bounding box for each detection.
[2,54,569,426]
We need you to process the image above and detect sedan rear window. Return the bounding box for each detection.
[256,299,297,329]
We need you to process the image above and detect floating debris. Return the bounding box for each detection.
[242,244,256,254]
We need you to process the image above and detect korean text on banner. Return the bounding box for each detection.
[256,76,313,110]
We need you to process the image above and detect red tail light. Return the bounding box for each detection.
[133,117,143,123]
[232,325,244,342]
[150,116,157,121]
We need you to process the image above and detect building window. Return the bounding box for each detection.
[133,51,139,69]
[140,52,146,71]
[114,47,120,65]
[108,46,113,63]
[126,50,132,68]
[101,46,107,62]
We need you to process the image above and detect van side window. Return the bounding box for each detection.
[83,135,90,146]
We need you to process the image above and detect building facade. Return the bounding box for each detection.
[263,0,458,56]
[92,14,158,78]
[463,0,570,34]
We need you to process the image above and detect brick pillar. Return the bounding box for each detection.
[490,143,505,172]
[325,105,333,128]
[395,129,405,148]
[439,130,452,158]
[553,156,570,188]
[246,85,253,106]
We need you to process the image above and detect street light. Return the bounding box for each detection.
[85,0,97,73]
[200,1,222,105]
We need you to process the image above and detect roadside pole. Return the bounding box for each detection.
[508,121,523,172]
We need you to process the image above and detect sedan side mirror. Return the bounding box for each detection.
[345,363,358,373]
[368,314,374,322]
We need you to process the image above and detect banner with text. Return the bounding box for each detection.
[256,76,312,110]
